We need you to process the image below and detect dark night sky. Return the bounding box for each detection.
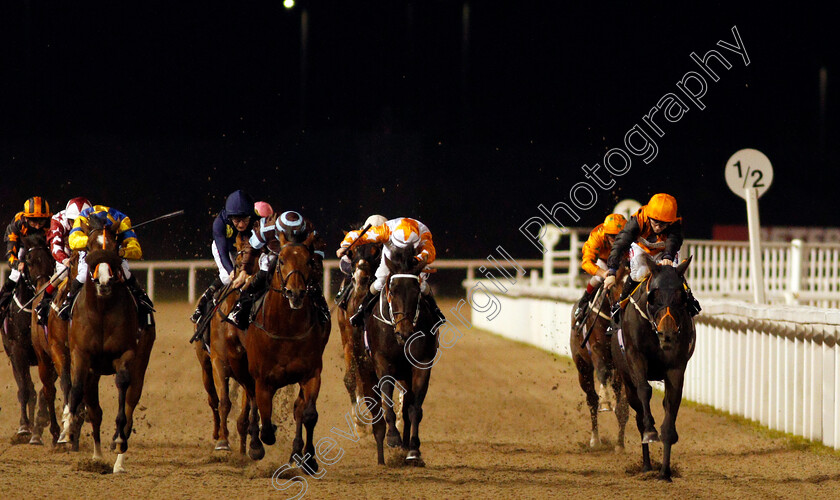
[0,2,837,261]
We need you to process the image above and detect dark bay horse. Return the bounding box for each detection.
[67,225,156,473]
[241,232,330,471]
[1,233,45,441]
[336,242,381,435]
[359,244,439,465]
[195,234,260,456]
[570,263,629,450]
[611,254,695,481]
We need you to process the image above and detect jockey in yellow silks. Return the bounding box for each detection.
[58,205,154,324]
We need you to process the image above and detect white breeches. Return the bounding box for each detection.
[76,251,131,283]
[628,243,679,281]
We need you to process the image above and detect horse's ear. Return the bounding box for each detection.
[410,258,427,276]
[277,230,288,246]
[676,255,693,277]
[303,231,316,247]
[385,255,397,274]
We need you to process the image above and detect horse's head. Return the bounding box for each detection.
[351,243,382,289]
[640,254,693,350]
[85,217,120,254]
[85,226,123,299]
[22,233,52,287]
[384,243,427,342]
[275,231,316,309]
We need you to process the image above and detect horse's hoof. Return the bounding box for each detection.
[260,427,276,446]
[642,431,660,444]
[214,440,231,452]
[598,403,613,413]
[405,450,425,467]
[16,426,32,436]
[113,454,126,474]
[248,443,265,461]
[57,431,69,444]
[386,433,402,448]
[303,456,319,475]
[658,472,672,482]
[589,436,600,448]
[29,434,43,445]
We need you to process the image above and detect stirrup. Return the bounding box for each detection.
[190,307,202,324]
[226,302,251,330]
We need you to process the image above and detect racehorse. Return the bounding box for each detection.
[240,231,330,471]
[195,234,260,456]
[0,233,43,441]
[611,254,695,481]
[570,262,629,450]
[31,252,85,448]
[336,242,381,435]
[359,243,439,465]
[67,223,156,473]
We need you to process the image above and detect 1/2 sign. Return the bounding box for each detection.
[725,148,774,200]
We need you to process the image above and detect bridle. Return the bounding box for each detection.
[268,242,316,299]
[379,273,422,327]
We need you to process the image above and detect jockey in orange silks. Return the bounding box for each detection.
[572,213,627,324]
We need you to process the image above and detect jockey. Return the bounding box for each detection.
[225,210,329,329]
[35,197,92,325]
[338,217,445,327]
[57,205,155,324]
[572,213,627,324]
[189,190,257,325]
[0,197,52,313]
[335,214,387,310]
[604,193,701,322]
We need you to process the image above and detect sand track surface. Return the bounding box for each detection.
[1,300,839,499]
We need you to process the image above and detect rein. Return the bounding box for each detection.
[268,243,316,299]
[374,273,421,327]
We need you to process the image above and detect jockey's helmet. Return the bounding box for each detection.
[275,211,306,242]
[23,197,52,219]
[224,190,255,219]
[364,214,387,228]
[645,193,678,223]
[254,201,273,218]
[65,197,92,221]
[602,213,626,235]
[391,218,420,248]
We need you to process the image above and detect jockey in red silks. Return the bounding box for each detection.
[34,197,92,325]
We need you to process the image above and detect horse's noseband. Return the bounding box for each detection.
[386,273,422,327]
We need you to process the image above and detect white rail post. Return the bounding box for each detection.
[466,264,475,281]
[188,264,196,303]
[539,224,562,286]
[146,265,155,302]
[746,188,766,304]
[568,230,580,286]
[787,239,803,305]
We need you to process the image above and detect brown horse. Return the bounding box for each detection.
[336,242,381,435]
[1,232,43,441]
[67,225,156,473]
[32,252,87,449]
[195,234,260,456]
[358,244,439,465]
[611,254,695,481]
[570,263,630,450]
[241,232,330,471]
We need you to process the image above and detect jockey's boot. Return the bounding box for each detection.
[191,277,223,324]
[335,280,354,311]
[684,281,702,317]
[573,287,596,324]
[310,287,331,324]
[424,292,446,324]
[609,278,638,334]
[226,270,268,330]
[58,279,84,321]
[36,289,55,326]
[0,279,16,314]
[126,275,155,326]
[350,289,378,328]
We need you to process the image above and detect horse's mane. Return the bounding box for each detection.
[22,231,47,249]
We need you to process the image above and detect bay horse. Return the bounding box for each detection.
[241,231,330,471]
[570,262,630,450]
[27,237,73,446]
[336,242,381,435]
[194,234,260,456]
[1,232,43,441]
[610,254,695,481]
[359,244,439,465]
[67,223,156,473]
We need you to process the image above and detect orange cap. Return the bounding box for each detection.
[602,213,627,235]
[644,193,678,222]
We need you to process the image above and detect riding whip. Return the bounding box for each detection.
[123,210,186,232]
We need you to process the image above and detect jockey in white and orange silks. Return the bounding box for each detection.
[337,217,445,326]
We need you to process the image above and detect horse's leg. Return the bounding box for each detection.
[55,344,73,444]
[378,374,402,449]
[235,385,249,455]
[115,328,154,472]
[353,360,369,434]
[84,374,104,461]
[68,347,89,450]
[210,356,232,451]
[622,375,652,472]
[406,368,431,464]
[255,379,277,447]
[10,341,34,435]
[288,386,305,462]
[299,373,322,475]
[659,367,686,482]
[613,374,629,452]
[200,354,221,442]
[574,354,600,447]
[592,348,614,413]
[401,389,415,450]
[36,358,61,445]
[246,389,265,460]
